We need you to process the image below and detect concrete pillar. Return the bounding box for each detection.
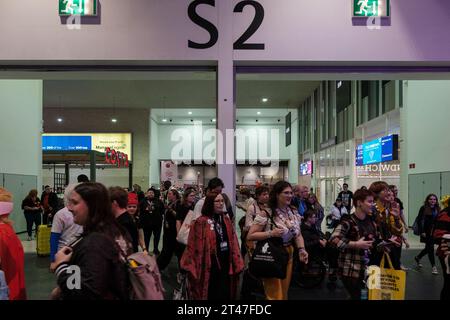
[217,0,235,206]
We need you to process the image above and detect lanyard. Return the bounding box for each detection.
[213,214,224,243]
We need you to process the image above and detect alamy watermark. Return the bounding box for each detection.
[170,121,280,171]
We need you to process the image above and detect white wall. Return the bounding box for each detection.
[44,107,149,187]
[0,80,42,185]
[405,81,450,175]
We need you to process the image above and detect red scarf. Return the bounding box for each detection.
[180,214,244,300]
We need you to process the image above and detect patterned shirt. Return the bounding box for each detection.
[330,214,378,279]
[253,206,301,246]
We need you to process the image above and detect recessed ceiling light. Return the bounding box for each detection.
[212,119,216,122]
[346,149,350,152]
[57,118,63,123]
[262,98,268,103]
[111,118,117,123]
[257,111,261,115]
[162,119,168,122]
[188,111,192,115]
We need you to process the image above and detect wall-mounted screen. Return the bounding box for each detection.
[42,133,132,160]
[300,161,313,176]
[356,134,398,166]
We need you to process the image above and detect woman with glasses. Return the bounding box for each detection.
[180,192,244,300]
[415,194,441,274]
[247,181,308,300]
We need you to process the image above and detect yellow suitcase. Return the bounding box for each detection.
[36,224,51,257]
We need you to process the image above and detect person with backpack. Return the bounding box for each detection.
[414,194,440,274]
[51,182,132,300]
[180,192,244,300]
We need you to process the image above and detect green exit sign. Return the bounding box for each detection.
[353,0,390,17]
[59,0,97,16]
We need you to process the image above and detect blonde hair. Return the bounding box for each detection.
[0,187,13,202]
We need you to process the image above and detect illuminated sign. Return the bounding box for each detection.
[353,0,390,18]
[43,133,132,160]
[42,135,91,151]
[300,161,313,176]
[105,148,129,168]
[59,0,98,16]
[356,134,398,166]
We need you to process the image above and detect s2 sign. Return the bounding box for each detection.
[188,0,265,50]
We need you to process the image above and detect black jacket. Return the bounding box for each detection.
[40,191,59,213]
[56,232,130,300]
[417,205,439,242]
[301,223,324,258]
[117,212,139,253]
[139,198,164,228]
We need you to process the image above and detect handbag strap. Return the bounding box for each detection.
[380,251,394,269]
[260,207,278,230]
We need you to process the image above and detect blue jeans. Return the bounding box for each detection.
[0,271,9,300]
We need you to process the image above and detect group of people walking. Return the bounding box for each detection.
[0,176,449,301]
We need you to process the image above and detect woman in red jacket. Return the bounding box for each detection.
[0,188,27,300]
[181,192,244,300]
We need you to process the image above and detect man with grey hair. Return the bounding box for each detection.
[49,183,83,271]
[292,185,309,217]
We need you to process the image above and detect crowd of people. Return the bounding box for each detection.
[0,176,449,301]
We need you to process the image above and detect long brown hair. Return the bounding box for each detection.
[423,193,440,215]
[73,183,128,241]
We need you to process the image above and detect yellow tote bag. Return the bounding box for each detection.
[368,252,406,300]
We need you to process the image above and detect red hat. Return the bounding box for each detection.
[128,192,139,206]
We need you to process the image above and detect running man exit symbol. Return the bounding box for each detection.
[59,0,97,16]
[353,0,390,17]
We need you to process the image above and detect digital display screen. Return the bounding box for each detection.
[42,136,92,151]
[356,134,398,166]
[300,161,313,176]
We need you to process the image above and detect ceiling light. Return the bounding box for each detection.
[346,149,350,152]
[57,118,63,123]
[262,98,268,103]
[111,118,117,123]
[257,111,261,115]
[212,119,216,122]
[162,119,168,122]
[188,111,192,115]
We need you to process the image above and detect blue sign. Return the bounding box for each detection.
[42,136,92,151]
[356,134,398,166]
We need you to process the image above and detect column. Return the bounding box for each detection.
[217,0,236,206]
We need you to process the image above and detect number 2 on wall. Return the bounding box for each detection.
[188,0,265,50]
